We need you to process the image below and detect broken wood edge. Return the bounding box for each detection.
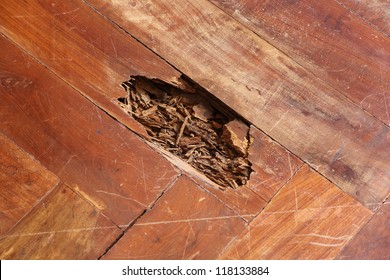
[114,74,257,192]
[148,141,224,191]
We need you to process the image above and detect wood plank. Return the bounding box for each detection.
[0,0,300,218]
[161,125,302,220]
[0,35,180,227]
[210,0,390,124]
[84,0,390,209]
[337,0,390,36]
[0,0,183,137]
[219,165,373,259]
[0,132,59,236]
[102,175,247,259]
[0,183,122,259]
[248,126,303,202]
[337,198,390,259]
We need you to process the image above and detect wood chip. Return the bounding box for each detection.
[118,76,252,189]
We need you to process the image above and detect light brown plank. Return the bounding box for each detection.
[337,0,390,36]
[85,0,390,209]
[337,198,390,259]
[0,183,122,259]
[0,35,180,227]
[102,175,247,260]
[210,0,390,124]
[0,132,59,236]
[220,165,372,259]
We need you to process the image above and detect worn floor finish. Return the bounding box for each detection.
[0,0,389,259]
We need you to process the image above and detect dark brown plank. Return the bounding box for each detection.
[0,35,180,227]
[210,0,390,125]
[220,165,373,259]
[337,0,390,36]
[0,183,122,259]
[337,198,390,259]
[102,175,247,260]
[85,0,390,209]
[0,132,59,236]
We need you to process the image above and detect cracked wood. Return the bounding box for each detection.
[87,0,390,209]
[119,76,252,190]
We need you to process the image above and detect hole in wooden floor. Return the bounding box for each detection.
[118,76,252,190]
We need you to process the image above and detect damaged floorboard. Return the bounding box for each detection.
[1,0,389,259]
[87,0,390,210]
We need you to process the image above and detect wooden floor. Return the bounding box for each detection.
[0,0,389,260]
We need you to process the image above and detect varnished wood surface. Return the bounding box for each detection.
[337,0,390,36]
[0,0,182,137]
[0,0,304,222]
[337,198,390,259]
[210,0,390,124]
[0,0,388,259]
[102,176,247,260]
[248,126,302,202]
[0,184,122,259]
[85,0,390,209]
[0,133,59,236]
[0,35,180,227]
[220,165,373,259]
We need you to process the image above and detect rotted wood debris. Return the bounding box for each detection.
[118,76,252,189]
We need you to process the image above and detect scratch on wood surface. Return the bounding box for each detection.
[287,152,294,178]
[263,203,366,215]
[305,241,345,247]
[95,190,147,207]
[292,233,351,240]
[0,226,119,239]
[268,109,290,132]
[294,186,298,225]
[140,157,148,199]
[182,221,194,260]
[58,154,77,175]
[109,37,118,58]
[134,215,249,226]
[72,185,106,210]
[53,7,81,16]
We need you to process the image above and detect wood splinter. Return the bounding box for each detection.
[118,76,252,190]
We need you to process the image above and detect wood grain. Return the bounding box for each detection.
[167,125,303,220]
[0,183,122,259]
[248,126,302,202]
[0,0,298,217]
[102,175,247,259]
[0,0,183,137]
[220,165,372,259]
[337,0,390,36]
[85,0,390,209]
[337,198,390,259]
[210,0,390,124]
[0,132,59,236]
[0,35,180,227]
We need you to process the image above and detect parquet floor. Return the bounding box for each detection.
[0,0,389,259]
